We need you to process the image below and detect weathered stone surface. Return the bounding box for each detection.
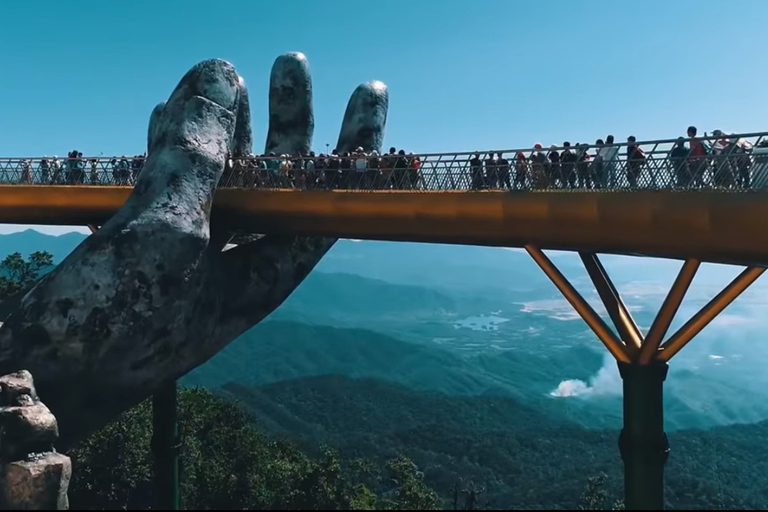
[0,52,389,448]
[0,371,38,406]
[337,80,389,152]
[0,371,59,461]
[0,370,69,510]
[0,405,59,461]
[266,52,314,156]
[0,453,71,510]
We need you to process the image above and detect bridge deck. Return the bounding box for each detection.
[3,132,768,266]
[2,185,768,267]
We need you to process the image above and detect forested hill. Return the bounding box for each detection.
[224,375,768,510]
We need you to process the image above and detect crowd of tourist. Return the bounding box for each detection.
[9,152,147,186]
[2,127,763,190]
[223,147,423,190]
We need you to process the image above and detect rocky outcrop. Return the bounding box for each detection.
[0,370,70,510]
[0,53,389,449]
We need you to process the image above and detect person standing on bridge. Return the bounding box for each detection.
[547,145,562,188]
[599,135,619,188]
[626,136,646,188]
[279,154,293,188]
[290,154,305,189]
[670,137,690,188]
[353,147,368,189]
[378,147,395,189]
[576,144,593,189]
[118,156,131,185]
[469,152,483,190]
[686,126,710,188]
[408,152,422,190]
[340,151,354,189]
[484,152,497,189]
[39,157,50,184]
[592,139,605,188]
[131,155,145,184]
[496,152,511,189]
[530,144,549,189]
[89,159,100,185]
[20,159,32,184]
[560,142,578,188]
[50,156,62,184]
[304,152,317,189]
[393,149,409,190]
[514,151,528,190]
[325,150,340,189]
[65,151,76,184]
[365,150,379,189]
[263,152,279,187]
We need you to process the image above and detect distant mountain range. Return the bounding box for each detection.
[5,230,768,509]
[4,229,768,432]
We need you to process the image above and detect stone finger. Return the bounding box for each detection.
[264,52,314,157]
[335,80,388,153]
[147,101,166,155]
[209,80,390,336]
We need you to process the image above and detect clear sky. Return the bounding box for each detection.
[1,0,767,234]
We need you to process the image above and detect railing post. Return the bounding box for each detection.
[618,362,669,510]
[151,380,180,510]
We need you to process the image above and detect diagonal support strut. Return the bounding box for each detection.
[525,246,764,366]
[580,253,643,356]
[525,245,631,363]
[657,266,765,363]
[639,258,700,364]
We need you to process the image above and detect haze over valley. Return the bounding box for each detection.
[5,229,767,432]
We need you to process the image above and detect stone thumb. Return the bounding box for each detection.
[114,59,250,235]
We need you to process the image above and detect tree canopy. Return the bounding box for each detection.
[67,387,439,510]
[0,251,53,301]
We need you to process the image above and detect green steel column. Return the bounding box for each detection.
[618,362,670,511]
[151,380,180,510]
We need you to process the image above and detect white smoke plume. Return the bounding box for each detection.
[549,352,622,398]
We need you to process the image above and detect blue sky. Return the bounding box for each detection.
[1,0,766,234]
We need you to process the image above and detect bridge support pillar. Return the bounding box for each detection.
[618,361,669,511]
[151,380,180,511]
[526,246,766,510]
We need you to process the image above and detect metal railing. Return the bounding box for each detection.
[3,132,768,192]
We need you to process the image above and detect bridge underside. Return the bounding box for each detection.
[2,185,768,267]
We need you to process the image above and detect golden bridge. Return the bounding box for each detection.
[3,132,768,510]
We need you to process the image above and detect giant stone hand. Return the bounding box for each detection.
[0,53,389,448]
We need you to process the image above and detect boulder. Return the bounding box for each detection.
[0,371,69,510]
[0,453,71,510]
